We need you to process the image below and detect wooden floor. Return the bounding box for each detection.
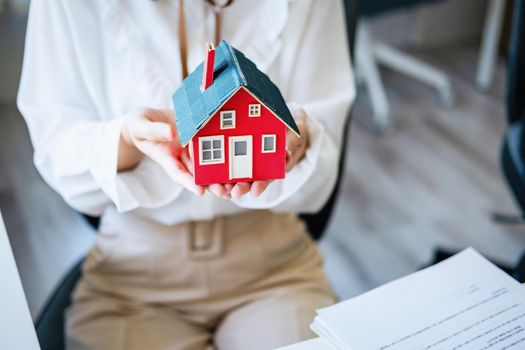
[1,8,524,317]
[320,48,525,299]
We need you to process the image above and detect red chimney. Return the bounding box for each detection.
[200,42,215,92]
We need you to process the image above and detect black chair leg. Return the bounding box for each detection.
[35,258,84,350]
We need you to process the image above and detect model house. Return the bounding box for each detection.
[173,40,300,185]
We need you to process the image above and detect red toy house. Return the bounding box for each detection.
[173,41,300,185]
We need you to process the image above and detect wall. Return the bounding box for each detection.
[368,0,489,49]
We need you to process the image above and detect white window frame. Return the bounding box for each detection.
[220,110,236,129]
[261,134,276,153]
[199,135,225,165]
[248,104,261,117]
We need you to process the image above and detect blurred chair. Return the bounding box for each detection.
[500,0,525,282]
[34,1,359,349]
[300,0,358,240]
[0,0,30,14]
[430,0,525,281]
[502,0,525,203]
[356,0,454,130]
[476,0,507,92]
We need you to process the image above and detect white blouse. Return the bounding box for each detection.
[17,0,355,226]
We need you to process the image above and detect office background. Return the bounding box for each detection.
[0,0,524,319]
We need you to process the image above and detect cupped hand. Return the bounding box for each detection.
[285,105,308,172]
[207,180,270,199]
[119,108,205,196]
[206,106,309,200]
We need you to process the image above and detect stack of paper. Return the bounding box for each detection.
[276,337,334,350]
[307,248,525,350]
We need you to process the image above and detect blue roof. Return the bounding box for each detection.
[173,40,300,146]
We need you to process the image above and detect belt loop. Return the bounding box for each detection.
[187,217,224,259]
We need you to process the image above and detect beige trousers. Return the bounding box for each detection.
[66,210,335,350]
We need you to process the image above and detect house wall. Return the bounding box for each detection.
[192,87,287,185]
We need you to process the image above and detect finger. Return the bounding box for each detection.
[286,129,299,154]
[208,184,227,198]
[136,139,178,164]
[231,182,251,199]
[286,150,296,172]
[146,109,175,124]
[224,183,234,195]
[187,141,194,159]
[288,103,307,121]
[131,120,173,142]
[148,110,184,145]
[163,157,205,196]
[286,141,298,158]
[180,150,194,174]
[138,141,205,196]
[168,163,206,196]
[160,111,179,132]
[286,148,297,161]
[250,181,269,198]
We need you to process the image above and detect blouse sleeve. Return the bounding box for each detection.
[232,0,356,213]
[17,0,184,216]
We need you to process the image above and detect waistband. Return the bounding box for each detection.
[99,208,291,258]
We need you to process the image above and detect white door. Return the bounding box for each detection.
[229,136,252,179]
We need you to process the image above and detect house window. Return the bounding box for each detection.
[261,135,276,153]
[220,111,236,129]
[199,136,224,164]
[248,104,261,117]
[234,141,247,155]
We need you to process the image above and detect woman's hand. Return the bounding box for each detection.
[285,106,308,172]
[118,108,205,196]
[207,180,270,200]
[206,106,309,200]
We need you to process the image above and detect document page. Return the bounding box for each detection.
[276,337,335,350]
[313,248,525,350]
[0,212,40,350]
